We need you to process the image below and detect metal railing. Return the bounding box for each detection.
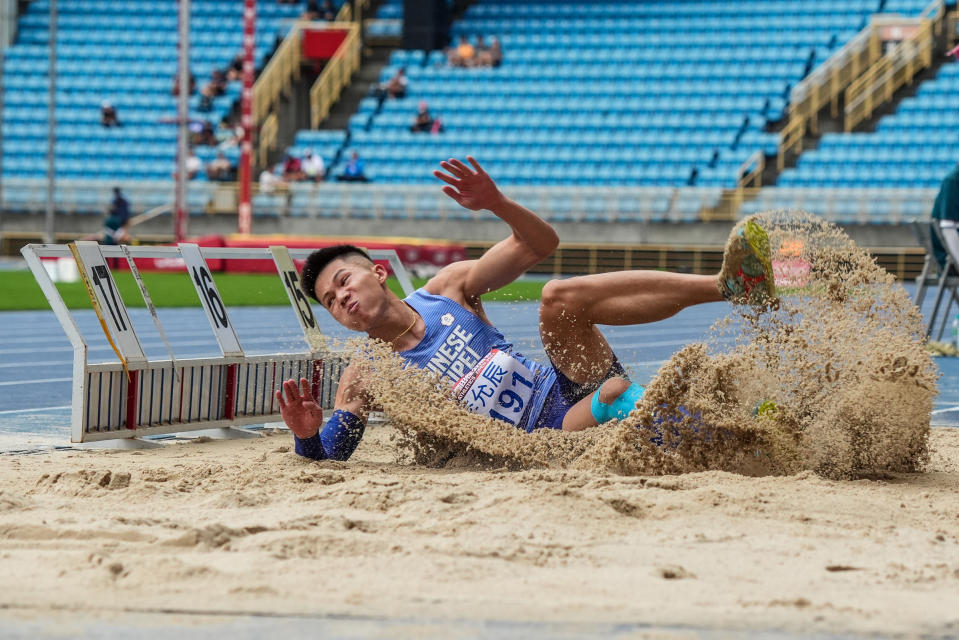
[721,150,767,222]
[309,22,362,129]
[777,115,806,171]
[922,0,948,34]
[844,5,943,131]
[335,0,369,22]
[252,21,306,123]
[787,26,882,136]
[0,179,936,225]
[463,241,927,282]
[738,186,936,225]
[258,112,279,167]
[947,9,959,41]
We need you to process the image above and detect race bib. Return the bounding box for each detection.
[452,349,535,426]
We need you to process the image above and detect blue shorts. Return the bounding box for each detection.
[528,356,629,431]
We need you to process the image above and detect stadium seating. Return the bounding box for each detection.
[318,0,920,200]
[0,0,310,191]
[3,0,941,223]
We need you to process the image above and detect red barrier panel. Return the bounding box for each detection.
[222,234,466,275]
[111,235,466,275]
[114,235,227,272]
[302,28,348,59]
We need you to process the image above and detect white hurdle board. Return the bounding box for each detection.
[21,243,414,445]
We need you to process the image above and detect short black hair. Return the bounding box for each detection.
[300,244,372,302]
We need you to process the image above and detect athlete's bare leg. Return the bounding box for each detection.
[539,214,776,385]
[539,271,722,384]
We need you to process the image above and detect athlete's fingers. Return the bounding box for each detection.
[282,379,302,404]
[449,158,472,175]
[442,185,464,204]
[299,377,316,403]
[439,160,466,179]
[433,170,458,186]
[466,156,485,175]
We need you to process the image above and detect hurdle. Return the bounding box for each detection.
[20,242,414,447]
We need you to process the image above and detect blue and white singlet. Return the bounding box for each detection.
[399,289,557,432]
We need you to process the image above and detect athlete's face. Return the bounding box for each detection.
[314,256,390,332]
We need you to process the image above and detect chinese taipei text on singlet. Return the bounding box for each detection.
[399,289,557,432]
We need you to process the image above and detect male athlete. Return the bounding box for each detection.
[276,157,775,461]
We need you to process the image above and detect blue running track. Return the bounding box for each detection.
[1,285,957,451]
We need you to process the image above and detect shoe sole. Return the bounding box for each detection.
[741,219,776,301]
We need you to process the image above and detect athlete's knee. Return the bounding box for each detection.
[540,278,586,322]
[591,378,645,423]
[598,377,632,404]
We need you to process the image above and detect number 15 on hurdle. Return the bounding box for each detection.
[270,246,327,354]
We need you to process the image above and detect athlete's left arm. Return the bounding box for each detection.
[433,157,559,300]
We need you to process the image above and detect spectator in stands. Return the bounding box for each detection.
[411,101,441,133]
[260,165,288,193]
[197,84,216,113]
[371,67,408,106]
[283,154,307,181]
[474,35,490,65]
[186,148,202,180]
[447,36,476,67]
[206,152,233,181]
[320,0,337,20]
[192,120,217,147]
[205,69,227,97]
[337,151,369,182]
[216,118,244,148]
[84,187,131,245]
[227,53,244,82]
[930,163,959,271]
[488,36,502,67]
[100,101,121,127]
[171,71,196,96]
[302,149,326,183]
[301,0,321,20]
[386,67,408,99]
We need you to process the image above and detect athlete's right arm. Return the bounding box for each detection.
[275,363,371,461]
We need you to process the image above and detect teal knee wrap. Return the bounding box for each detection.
[590,382,645,423]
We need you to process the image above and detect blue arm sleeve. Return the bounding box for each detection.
[293,409,366,462]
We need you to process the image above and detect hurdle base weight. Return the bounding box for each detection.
[80,437,165,450]
[191,427,263,440]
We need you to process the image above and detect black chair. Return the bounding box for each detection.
[924,219,959,339]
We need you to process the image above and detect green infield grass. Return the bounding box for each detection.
[1,269,547,311]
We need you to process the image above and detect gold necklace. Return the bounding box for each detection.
[390,305,417,343]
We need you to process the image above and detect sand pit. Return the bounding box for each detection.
[0,427,957,635]
[3,212,956,635]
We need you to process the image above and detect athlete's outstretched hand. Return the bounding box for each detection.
[434,156,505,212]
[276,377,324,439]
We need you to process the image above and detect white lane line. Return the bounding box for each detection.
[0,405,70,415]
[932,405,959,415]
[0,326,225,346]
[0,333,309,356]
[0,360,72,370]
[0,377,72,387]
